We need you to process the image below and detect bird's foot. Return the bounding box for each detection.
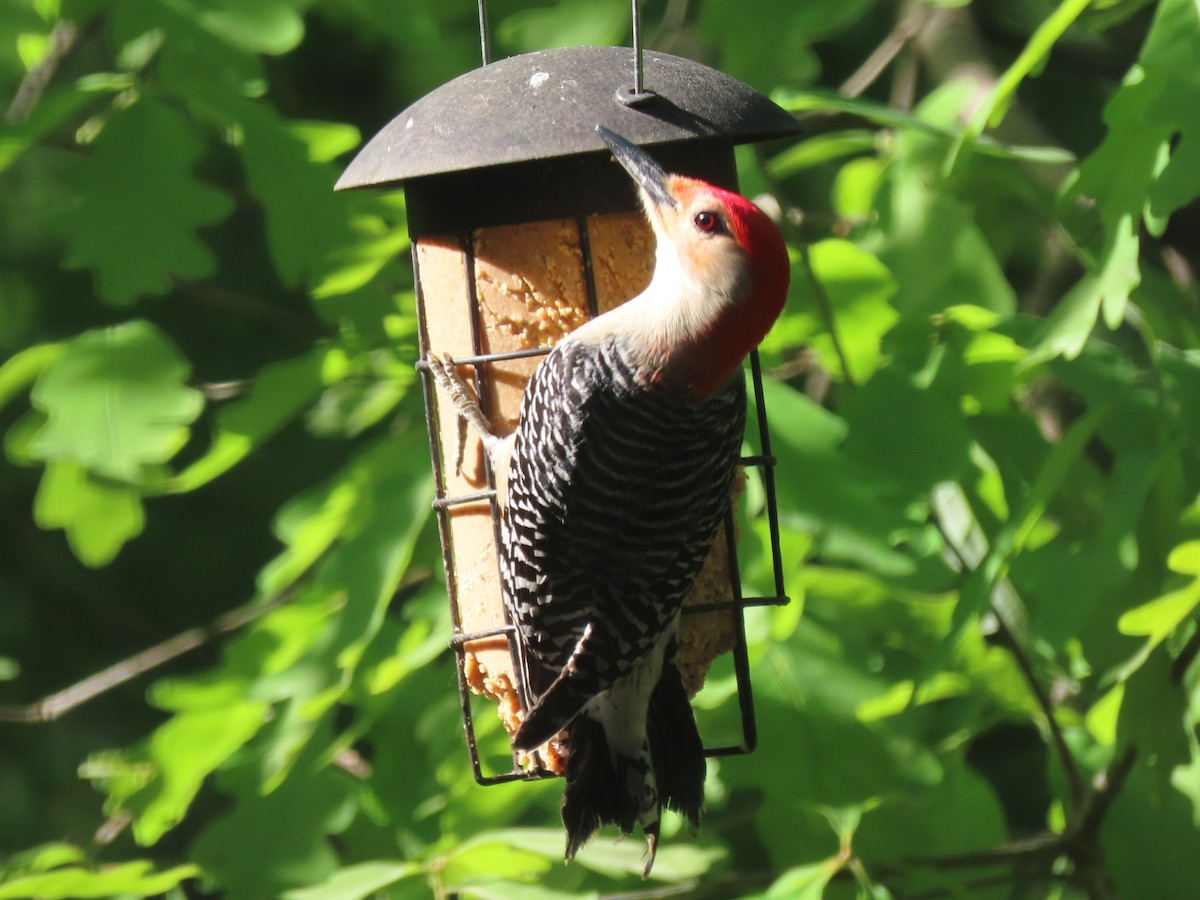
[425,352,495,475]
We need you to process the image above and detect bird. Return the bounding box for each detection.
[427,125,790,875]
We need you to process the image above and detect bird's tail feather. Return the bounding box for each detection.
[561,715,634,854]
[647,658,705,827]
[558,658,705,876]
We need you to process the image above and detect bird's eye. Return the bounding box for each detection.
[693,211,720,233]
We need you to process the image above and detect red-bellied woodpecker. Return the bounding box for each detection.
[429,126,789,875]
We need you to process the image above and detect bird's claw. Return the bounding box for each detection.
[426,351,496,476]
[642,830,659,879]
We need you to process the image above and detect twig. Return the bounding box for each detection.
[904,872,1073,900]
[991,609,1085,810]
[903,831,1063,871]
[198,380,252,401]
[900,747,1135,899]
[1170,627,1200,685]
[5,21,77,122]
[889,44,919,112]
[601,882,698,900]
[0,587,299,724]
[840,2,937,99]
[171,276,334,340]
[799,244,858,390]
[932,513,1085,810]
[1074,746,1136,848]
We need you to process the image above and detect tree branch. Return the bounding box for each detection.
[839,1,939,99]
[171,276,335,340]
[931,510,1086,809]
[799,244,858,390]
[5,21,77,123]
[0,587,299,724]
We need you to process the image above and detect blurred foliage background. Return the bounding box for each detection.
[2,0,1200,897]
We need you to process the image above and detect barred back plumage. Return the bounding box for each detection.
[501,335,746,710]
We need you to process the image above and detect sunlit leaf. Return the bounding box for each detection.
[135,702,271,845]
[170,348,329,493]
[1037,0,1200,360]
[761,859,839,899]
[56,99,233,303]
[0,861,198,899]
[777,239,899,384]
[280,861,422,900]
[1117,575,1200,645]
[33,460,144,566]
[237,103,359,290]
[499,0,626,52]
[198,0,306,56]
[0,341,63,414]
[28,320,203,482]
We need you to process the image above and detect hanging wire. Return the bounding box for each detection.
[477,0,491,65]
[617,0,656,106]
[631,0,644,96]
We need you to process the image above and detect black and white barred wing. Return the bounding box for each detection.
[500,336,746,745]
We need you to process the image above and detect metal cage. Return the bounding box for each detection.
[337,41,801,786]
[414,223,790,785]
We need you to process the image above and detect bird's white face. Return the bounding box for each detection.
[589,128,791,394]
[647,177,753,311]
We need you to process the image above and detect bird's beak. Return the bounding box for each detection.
[597,126,678,213]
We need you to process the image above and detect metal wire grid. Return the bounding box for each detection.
[413,219,790,785]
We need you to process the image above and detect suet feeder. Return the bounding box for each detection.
[337,28,799,784]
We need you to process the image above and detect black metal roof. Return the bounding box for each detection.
[335,45,800,191]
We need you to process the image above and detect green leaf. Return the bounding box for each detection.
[440,839,553,885]
[841,362,972,500]
[0,85,91,172]
[0,859,198,899]
[760,859,840,899]
[310,219,410,301]
[499,0,627,52]
[872,82,1018,318]
[832,156,885,220]
[775,239,898,384]
[237,104,357,290]
[170,348,330,492]
[1086,683,1124,747]
[134,701,272,845]
[34,461,145,566]
[760,377,914,575]
[109,0,266,102]
[28,320,203,482]
[1117,649,1190,776]
[1169,541,1200,576]
[946,0,1093,173]
[1117,549,1200,647]
[918,397,1115,689]
[0,843,85,875]
[192,753,356,900]
[1041,0,1200,360]
[56,98,233,303]
[0,341,63,413]
[280,861,423,900]
[772,89,1076,164]
[768,130,877,177]
[197,0,306,56]
[288,121,362,163]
